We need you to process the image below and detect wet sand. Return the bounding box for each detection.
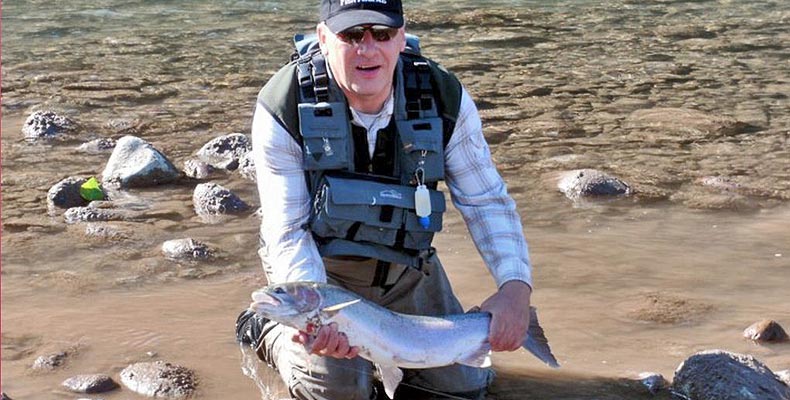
[3,0,790,398]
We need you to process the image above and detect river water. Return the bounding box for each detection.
[2,0,789,399]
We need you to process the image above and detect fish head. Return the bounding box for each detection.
[249,282,323,330]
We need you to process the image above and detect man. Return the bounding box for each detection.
[236,0,533,398]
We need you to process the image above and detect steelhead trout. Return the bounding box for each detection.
[249,282,559,398]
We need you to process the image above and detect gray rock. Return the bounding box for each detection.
[62,374,119,394]
[743,320,789,343]
[77,138,117,153]
[120,361,197,398]
[637,372,668,395]
[196,133,251,170]
[557,169,632,200]
[47,177,90,210]
[182,159,215,180]
[65,205,126,224]
[22,110,78,140]
[31,351,69,371]
[672,350,790,400]
[192,182,250,217]
[102,136,181,188]
[238,151,256,181]
[162,238,213,260]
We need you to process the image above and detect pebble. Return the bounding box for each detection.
[120,361,197,398]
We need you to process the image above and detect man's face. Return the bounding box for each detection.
[317,23,406,112]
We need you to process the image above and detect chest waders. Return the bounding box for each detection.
[258,35,462,286]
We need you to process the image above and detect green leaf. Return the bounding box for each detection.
[80,177,105,201]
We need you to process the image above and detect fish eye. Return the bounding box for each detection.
[273,287,285,294]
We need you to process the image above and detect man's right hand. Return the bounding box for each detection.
[292,322,360,359]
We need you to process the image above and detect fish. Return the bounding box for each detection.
[249,281,559,399]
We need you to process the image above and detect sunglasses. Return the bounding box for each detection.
[335,25,399,45]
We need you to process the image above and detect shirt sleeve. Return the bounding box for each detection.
[250,101,327,284]
[444,87,533,289]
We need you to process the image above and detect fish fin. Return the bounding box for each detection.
[375,363,403,399]
[320,299,361,318]
[522,306,560,368]
[456,344,492,368]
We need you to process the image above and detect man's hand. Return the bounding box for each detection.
[292,322,360,359]
[480,280,532,352]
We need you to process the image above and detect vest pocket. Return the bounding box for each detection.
[309,176,445,250]
[397,117,444,184]
[299,103,352,171]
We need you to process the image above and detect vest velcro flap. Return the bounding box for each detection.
[396,117,444,183]
[298,102,352,171]
[311,176,445,249]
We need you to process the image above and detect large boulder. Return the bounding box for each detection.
[672,350,790,400]
[120,361,197,398]
[101,136,181,188]
[22,110,78,140]
[196,133,251,171]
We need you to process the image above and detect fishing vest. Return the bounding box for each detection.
[258,35,462,270]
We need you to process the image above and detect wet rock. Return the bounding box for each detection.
[104,118,147,135]
[120,361,198,398]
[47,176,89,210]
[65,205,126,224]
[672,350,790,400]
[162,238,214,260]
[22,110,78,140]
[102,136,181,188]
[557,169,632,200]
[182,159,215,180]
[238,151,256,181]
[743,319,789,343]
[77,138,117,153]
[62,374,119,393]
[636,372,668,395]
[192,182,250,217]
[31,351,69,371]
[196,133,251,171]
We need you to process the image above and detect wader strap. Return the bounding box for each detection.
[295,52,330,104]
[372,260,391,288]
[402,58,435,120]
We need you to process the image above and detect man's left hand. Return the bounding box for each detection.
[480,280,532,352]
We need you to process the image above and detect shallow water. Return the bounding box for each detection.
[2,0,789,399]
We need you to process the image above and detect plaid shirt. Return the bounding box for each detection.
[251,87,533,289]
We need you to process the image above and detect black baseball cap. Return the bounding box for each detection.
[320,0,404,33]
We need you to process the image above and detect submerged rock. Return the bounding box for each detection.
[31,351,69,371]
[120,361,197,398]
[102,136,181,188]
[196,133,251,171]
[192,182,250,217]
[161,238,214,260]
[743,320,789,343]
[777,370,790,386]
[22,110,78,140]
[557,169,632,201]
[673,350,790,400]
[62,374,119,393]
